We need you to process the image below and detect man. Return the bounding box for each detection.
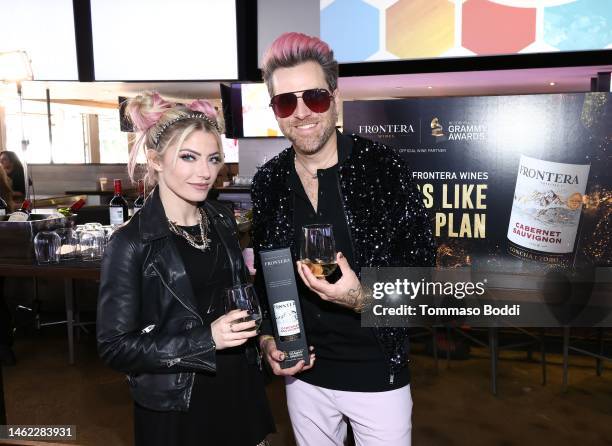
[251,32,435,446]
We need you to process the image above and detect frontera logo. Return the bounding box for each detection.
[431,117,444,137]
[357,123,415,140]
[264,258,291,267]
[518,165,579,185]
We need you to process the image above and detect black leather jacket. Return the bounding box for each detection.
[251,133,436,379]
[97,187,251,411]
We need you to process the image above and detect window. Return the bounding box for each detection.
[98,109,129,163]
[1,98,129,164]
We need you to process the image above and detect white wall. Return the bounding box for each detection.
[257,0,320,67]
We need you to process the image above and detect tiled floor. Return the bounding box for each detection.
[3,326,612,446]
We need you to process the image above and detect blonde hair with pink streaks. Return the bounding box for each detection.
[124,92,223,187]
[261,32,339,96]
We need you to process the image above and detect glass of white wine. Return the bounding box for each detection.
[224,283,262,332]
[300,224,338,278]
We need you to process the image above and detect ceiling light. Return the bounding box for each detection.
[549,82,556,86]
[427,86,433,89]
[0,50,33,83]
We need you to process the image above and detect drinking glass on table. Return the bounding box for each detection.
[55,228,79,261]
[79,228,105,261]
[300,224,338,278]
[224,284,262,331]
[33,231,61,264]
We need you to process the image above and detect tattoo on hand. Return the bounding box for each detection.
[344,286,361,308]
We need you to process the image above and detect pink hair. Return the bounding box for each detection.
[261,32,339,95]
[187,99,218,119]
[125,92,173,132]
[262,32,332,67]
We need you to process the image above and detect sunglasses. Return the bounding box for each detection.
[269,88,334,118]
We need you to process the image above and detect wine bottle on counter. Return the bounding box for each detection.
[0,196,7,216]
[8,199,32,222]
[133,179,145,214]
[109,179,129,225]
[57,198,86,217]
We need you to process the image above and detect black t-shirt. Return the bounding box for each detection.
[8,168,26,196]
[290,132,409,392]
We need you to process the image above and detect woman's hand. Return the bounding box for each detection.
[296,252,364,310]
[211,309,258,350]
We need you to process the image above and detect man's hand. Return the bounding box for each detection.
[296,252,364,310]
[259,336,315,376]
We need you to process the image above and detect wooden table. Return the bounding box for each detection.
[0,262,100,426]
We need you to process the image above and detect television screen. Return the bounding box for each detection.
[91,0,238,80]
[0,0,78,80]
[240,83,282,138]
[321,0,612,63]
[221,135,239,163]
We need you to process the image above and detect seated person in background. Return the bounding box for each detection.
[0,166,15,365]
[0,166,14,213]
[0,150,27,201]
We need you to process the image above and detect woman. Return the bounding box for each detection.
[97,92,274,446]
[0,150,26,199]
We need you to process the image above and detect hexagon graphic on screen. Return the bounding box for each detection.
[386,0,455,59]
[321,0,379,63]
[544,0,612,51]
[463,0,536,55]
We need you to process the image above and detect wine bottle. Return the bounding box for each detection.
[272,300,302,342]
[507,155,590,266]
[57,198,86,217]
[0,196,7,216]
[109,179,129,225]
[133,179,145,214]
[8,199,32,222]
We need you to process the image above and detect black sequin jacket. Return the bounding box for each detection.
[251,134,436,378]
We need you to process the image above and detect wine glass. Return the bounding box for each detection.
[300,224,338,278]
[224,283,262,331]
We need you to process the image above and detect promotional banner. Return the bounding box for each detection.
[343,93,611,326]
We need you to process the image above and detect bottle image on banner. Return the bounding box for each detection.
[507,155,590,266]
[109,179,129,225]
[8,200,32,222]
[273,300,302,342]
[133,179,145,214]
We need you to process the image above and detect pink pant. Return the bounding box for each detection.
[285,377,412,446]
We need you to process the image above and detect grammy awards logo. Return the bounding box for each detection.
[431,117,444,137]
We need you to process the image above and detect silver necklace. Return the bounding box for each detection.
[294,150,337,180]
[167,207,211,251]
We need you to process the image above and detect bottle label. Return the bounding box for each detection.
[273,300,300,337]
[507,155,590,255]
[109,207,125,225]
[7,211,29,222]
[0,209,5,216]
